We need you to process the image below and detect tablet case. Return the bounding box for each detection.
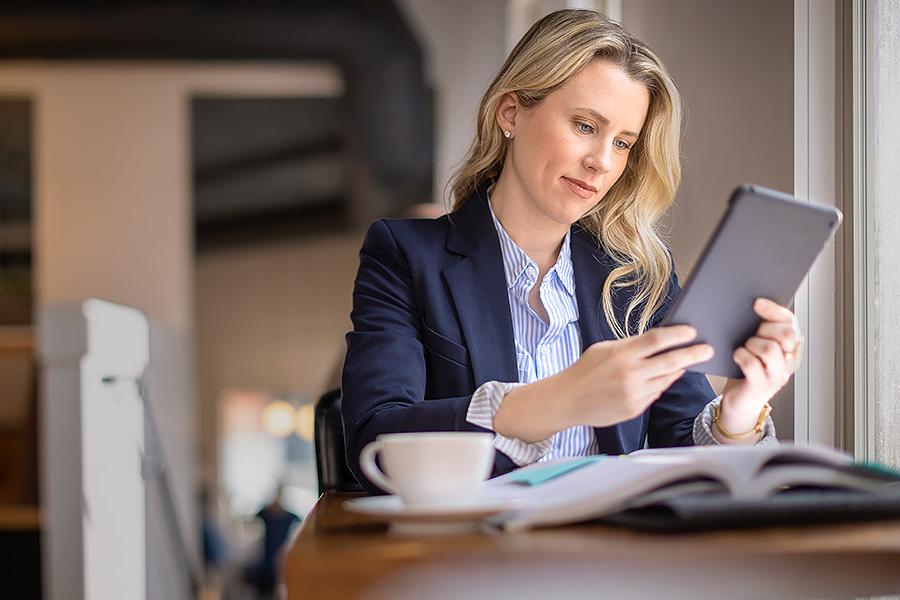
[661,184,842,378]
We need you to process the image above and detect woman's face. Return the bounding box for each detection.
[497,59,651,227]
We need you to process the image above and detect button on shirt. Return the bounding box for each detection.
[465,202,778,466]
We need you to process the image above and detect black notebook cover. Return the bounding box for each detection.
[601,489,900,532]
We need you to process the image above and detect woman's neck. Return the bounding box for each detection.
[489,175,568,272]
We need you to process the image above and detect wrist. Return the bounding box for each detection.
[714,395,770,444]
[551,367,580,431]
[718,392,764,433]
[494,374,571,442]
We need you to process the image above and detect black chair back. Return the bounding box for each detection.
[314,389,362,494]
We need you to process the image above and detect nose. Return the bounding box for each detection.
[584,139,613,174]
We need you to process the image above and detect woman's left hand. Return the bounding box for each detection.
[719,298,802,432]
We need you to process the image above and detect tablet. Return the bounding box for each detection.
[660,184,842,378]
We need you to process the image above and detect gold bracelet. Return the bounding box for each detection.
[713,402,772,441]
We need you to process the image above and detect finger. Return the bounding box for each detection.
[646,367,685,387]
[629,325,698,358]
[744,336,786,377]
[640,369,686,407]
[734,346,766,381]
[756,322,799,352]
[652,368,686,393]
[753,298,794,324]
[640,343,715,378]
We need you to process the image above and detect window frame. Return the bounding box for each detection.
[793,0,842,448]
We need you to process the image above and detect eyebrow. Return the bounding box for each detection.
[575,107,640,139]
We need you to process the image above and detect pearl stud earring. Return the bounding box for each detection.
[504,130,511,139]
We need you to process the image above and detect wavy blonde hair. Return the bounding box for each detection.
[448,9,681,338]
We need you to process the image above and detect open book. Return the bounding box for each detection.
[482,443,900,532]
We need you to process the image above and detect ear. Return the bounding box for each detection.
[495,92,519,136]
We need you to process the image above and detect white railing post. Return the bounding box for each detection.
[39,299,149,600]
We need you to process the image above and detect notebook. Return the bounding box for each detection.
[481,444,900,532]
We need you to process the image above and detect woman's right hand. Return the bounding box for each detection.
[494,325,713,442]
[559,325,714,428]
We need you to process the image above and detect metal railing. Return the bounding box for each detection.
[101,375,202,598]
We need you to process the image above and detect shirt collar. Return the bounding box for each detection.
[555,229,575,295]
[487,199,576,296]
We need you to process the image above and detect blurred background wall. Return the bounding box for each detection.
[397,0,507,204]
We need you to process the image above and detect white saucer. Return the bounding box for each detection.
[343,495,520,535]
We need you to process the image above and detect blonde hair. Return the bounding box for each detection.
[448,9,682,338]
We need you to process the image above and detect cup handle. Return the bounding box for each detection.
[359,440,398,495]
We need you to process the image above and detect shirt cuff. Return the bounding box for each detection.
[466,380,553,466]
[693,395,779,446]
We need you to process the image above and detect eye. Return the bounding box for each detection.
[614,138,633,151]
[574,121,595,135]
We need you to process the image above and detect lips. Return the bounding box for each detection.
[562,177,597,199]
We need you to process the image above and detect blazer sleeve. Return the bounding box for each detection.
[341,220,517,493]
[646,268,718,448]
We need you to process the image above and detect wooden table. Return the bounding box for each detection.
[284,492,900,599]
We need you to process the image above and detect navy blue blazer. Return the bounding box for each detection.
[341,187,716,493]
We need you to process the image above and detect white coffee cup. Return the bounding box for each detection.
[359,432,494,507]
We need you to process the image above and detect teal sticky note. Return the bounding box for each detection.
[853,460,900,480]
[507,456,608,486]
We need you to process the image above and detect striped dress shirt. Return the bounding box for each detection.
[466,201,777,466]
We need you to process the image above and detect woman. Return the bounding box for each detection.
[341,9,800,492]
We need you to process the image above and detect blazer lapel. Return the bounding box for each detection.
[571,227,616,348]
[442,190,519,386]
[441,201,618,385]
[442,196,637,453]
[571,228,643,455]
